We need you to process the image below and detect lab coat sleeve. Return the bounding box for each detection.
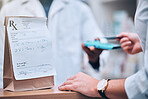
[125,67,148,99]
[79,3,109,78]
[125,25,148,99]
[0,4,8,25]
[0,4,5,88]
[125,1,148,98]
[0,5,7,88]
[0,21,4,88]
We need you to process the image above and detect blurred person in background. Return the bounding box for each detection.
[0,0,109,87]
[59,0,148,99]
[0,21,4,88]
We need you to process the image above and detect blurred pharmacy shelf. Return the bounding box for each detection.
[0,1,1,9]
[102,0,139,4]
[88,0,137,35]
[101,0,137,20]
[86,0,142,80]
[102,0,135,3]
[1,0,11,7]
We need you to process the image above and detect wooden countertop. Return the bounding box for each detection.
[0,87,100,99]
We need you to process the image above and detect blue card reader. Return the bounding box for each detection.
[84,40,121,50]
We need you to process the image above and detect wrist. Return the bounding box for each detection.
[92,80,101,97]
[94,88,101,97]
[89,57,100,70]
[97,79,111,99]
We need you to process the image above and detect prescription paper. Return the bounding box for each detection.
[7,17,56,80]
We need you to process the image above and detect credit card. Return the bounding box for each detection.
[101,37,122,40]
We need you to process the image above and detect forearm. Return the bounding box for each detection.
[105,79,128,99]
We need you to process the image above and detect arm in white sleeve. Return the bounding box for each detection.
[125,67,148,99]
[125,23,148,99]
[0,20,5,88]
[0,4,8,25]
[0,3,9,88]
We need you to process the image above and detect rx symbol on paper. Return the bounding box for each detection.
[10,20,17,30]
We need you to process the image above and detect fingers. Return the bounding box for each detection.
[122,46,132,51]
[81,43,91,55]
[59,85,74,91]
[61,80,73,86]
[82,43,102,54]
[117,32,131,42]
[119,37,133,49]
[59,72,83,90]
[120,38,133,53]
[59,78,74,91]
[120,37,130,44]
[95,38,100,41]
[82,43,95,52]
[67,75,76,80]
[121,41,133,54]
[61,74,78,86]
[89,46,95,51]
[121,41,132,48]
[116,33,134,54]
[88,46,103,54]
[81,44,98,57]
[59,76,77,91]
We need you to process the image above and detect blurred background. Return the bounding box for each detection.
[0,0,143,80]
[83,0,142,80]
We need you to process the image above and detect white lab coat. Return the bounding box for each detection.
[125,0,148,98]
[0,21,4,88]
[0,0,109,86]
